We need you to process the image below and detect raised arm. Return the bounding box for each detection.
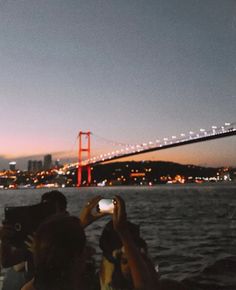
[112,195,157,290]
[79,195,107,228]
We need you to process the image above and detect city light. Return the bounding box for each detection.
[2,121,235,189]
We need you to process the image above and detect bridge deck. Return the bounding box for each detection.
[90,129,236,165]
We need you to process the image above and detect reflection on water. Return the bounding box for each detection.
[0,184,236,289]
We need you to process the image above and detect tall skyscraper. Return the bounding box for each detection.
[28,160,43,172]
[44,154,52,170]
[28,160,33,172]
[9,161,16,171]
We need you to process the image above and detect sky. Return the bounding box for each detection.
[0,0,235,170]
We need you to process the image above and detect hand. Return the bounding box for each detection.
[24,234,36,253]
[79,195,107,228]
[112,195,127,234]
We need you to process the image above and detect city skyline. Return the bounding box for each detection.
[2,127,236,171]
[0,0,235,169]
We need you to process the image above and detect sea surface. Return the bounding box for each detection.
[0,184,236,290]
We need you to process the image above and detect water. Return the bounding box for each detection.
[0,184,236,290]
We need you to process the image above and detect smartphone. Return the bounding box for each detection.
[96,199,114,214]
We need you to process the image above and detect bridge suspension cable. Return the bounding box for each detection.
[87,121,236,165]
[92,132,133,147]
[65,121,236,172]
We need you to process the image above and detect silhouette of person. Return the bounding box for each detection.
[98,195,157,290]
[21,214,87,290]
[0,190,68,290]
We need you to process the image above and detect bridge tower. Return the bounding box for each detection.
[77,131,91,187]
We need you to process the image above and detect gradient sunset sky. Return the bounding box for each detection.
[0,0,235,170]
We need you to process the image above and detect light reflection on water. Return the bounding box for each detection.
[0,184,236,286]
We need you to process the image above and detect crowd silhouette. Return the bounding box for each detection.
[0,190,187,290]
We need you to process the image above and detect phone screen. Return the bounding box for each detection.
[97,199,114,214]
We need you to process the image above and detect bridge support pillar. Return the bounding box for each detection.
[77,131,91,187]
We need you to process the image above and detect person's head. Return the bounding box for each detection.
[99,220,146,260]
[33,214,86,290]
[99,220,147,287]
[41,190,67,213]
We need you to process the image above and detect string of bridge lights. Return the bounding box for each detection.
[86,122,236,165]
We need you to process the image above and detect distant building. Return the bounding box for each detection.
[28,160,33,172]
[55,159,61,168]
[9,161,16,171]
[44,154,52,170]
[28,160,43,172]
[28,160,32,172]
[37,160,41,172]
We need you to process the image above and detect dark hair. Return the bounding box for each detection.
[99,220,147,289]
[41,190,67,211]
[33,214,86,290]
[99,220,146,262]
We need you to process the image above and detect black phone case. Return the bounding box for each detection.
[4,202,56,248]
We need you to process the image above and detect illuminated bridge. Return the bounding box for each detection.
[61,122,236,187]
[66,122,236,174]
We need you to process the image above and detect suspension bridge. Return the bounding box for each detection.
[64,122,236,186]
